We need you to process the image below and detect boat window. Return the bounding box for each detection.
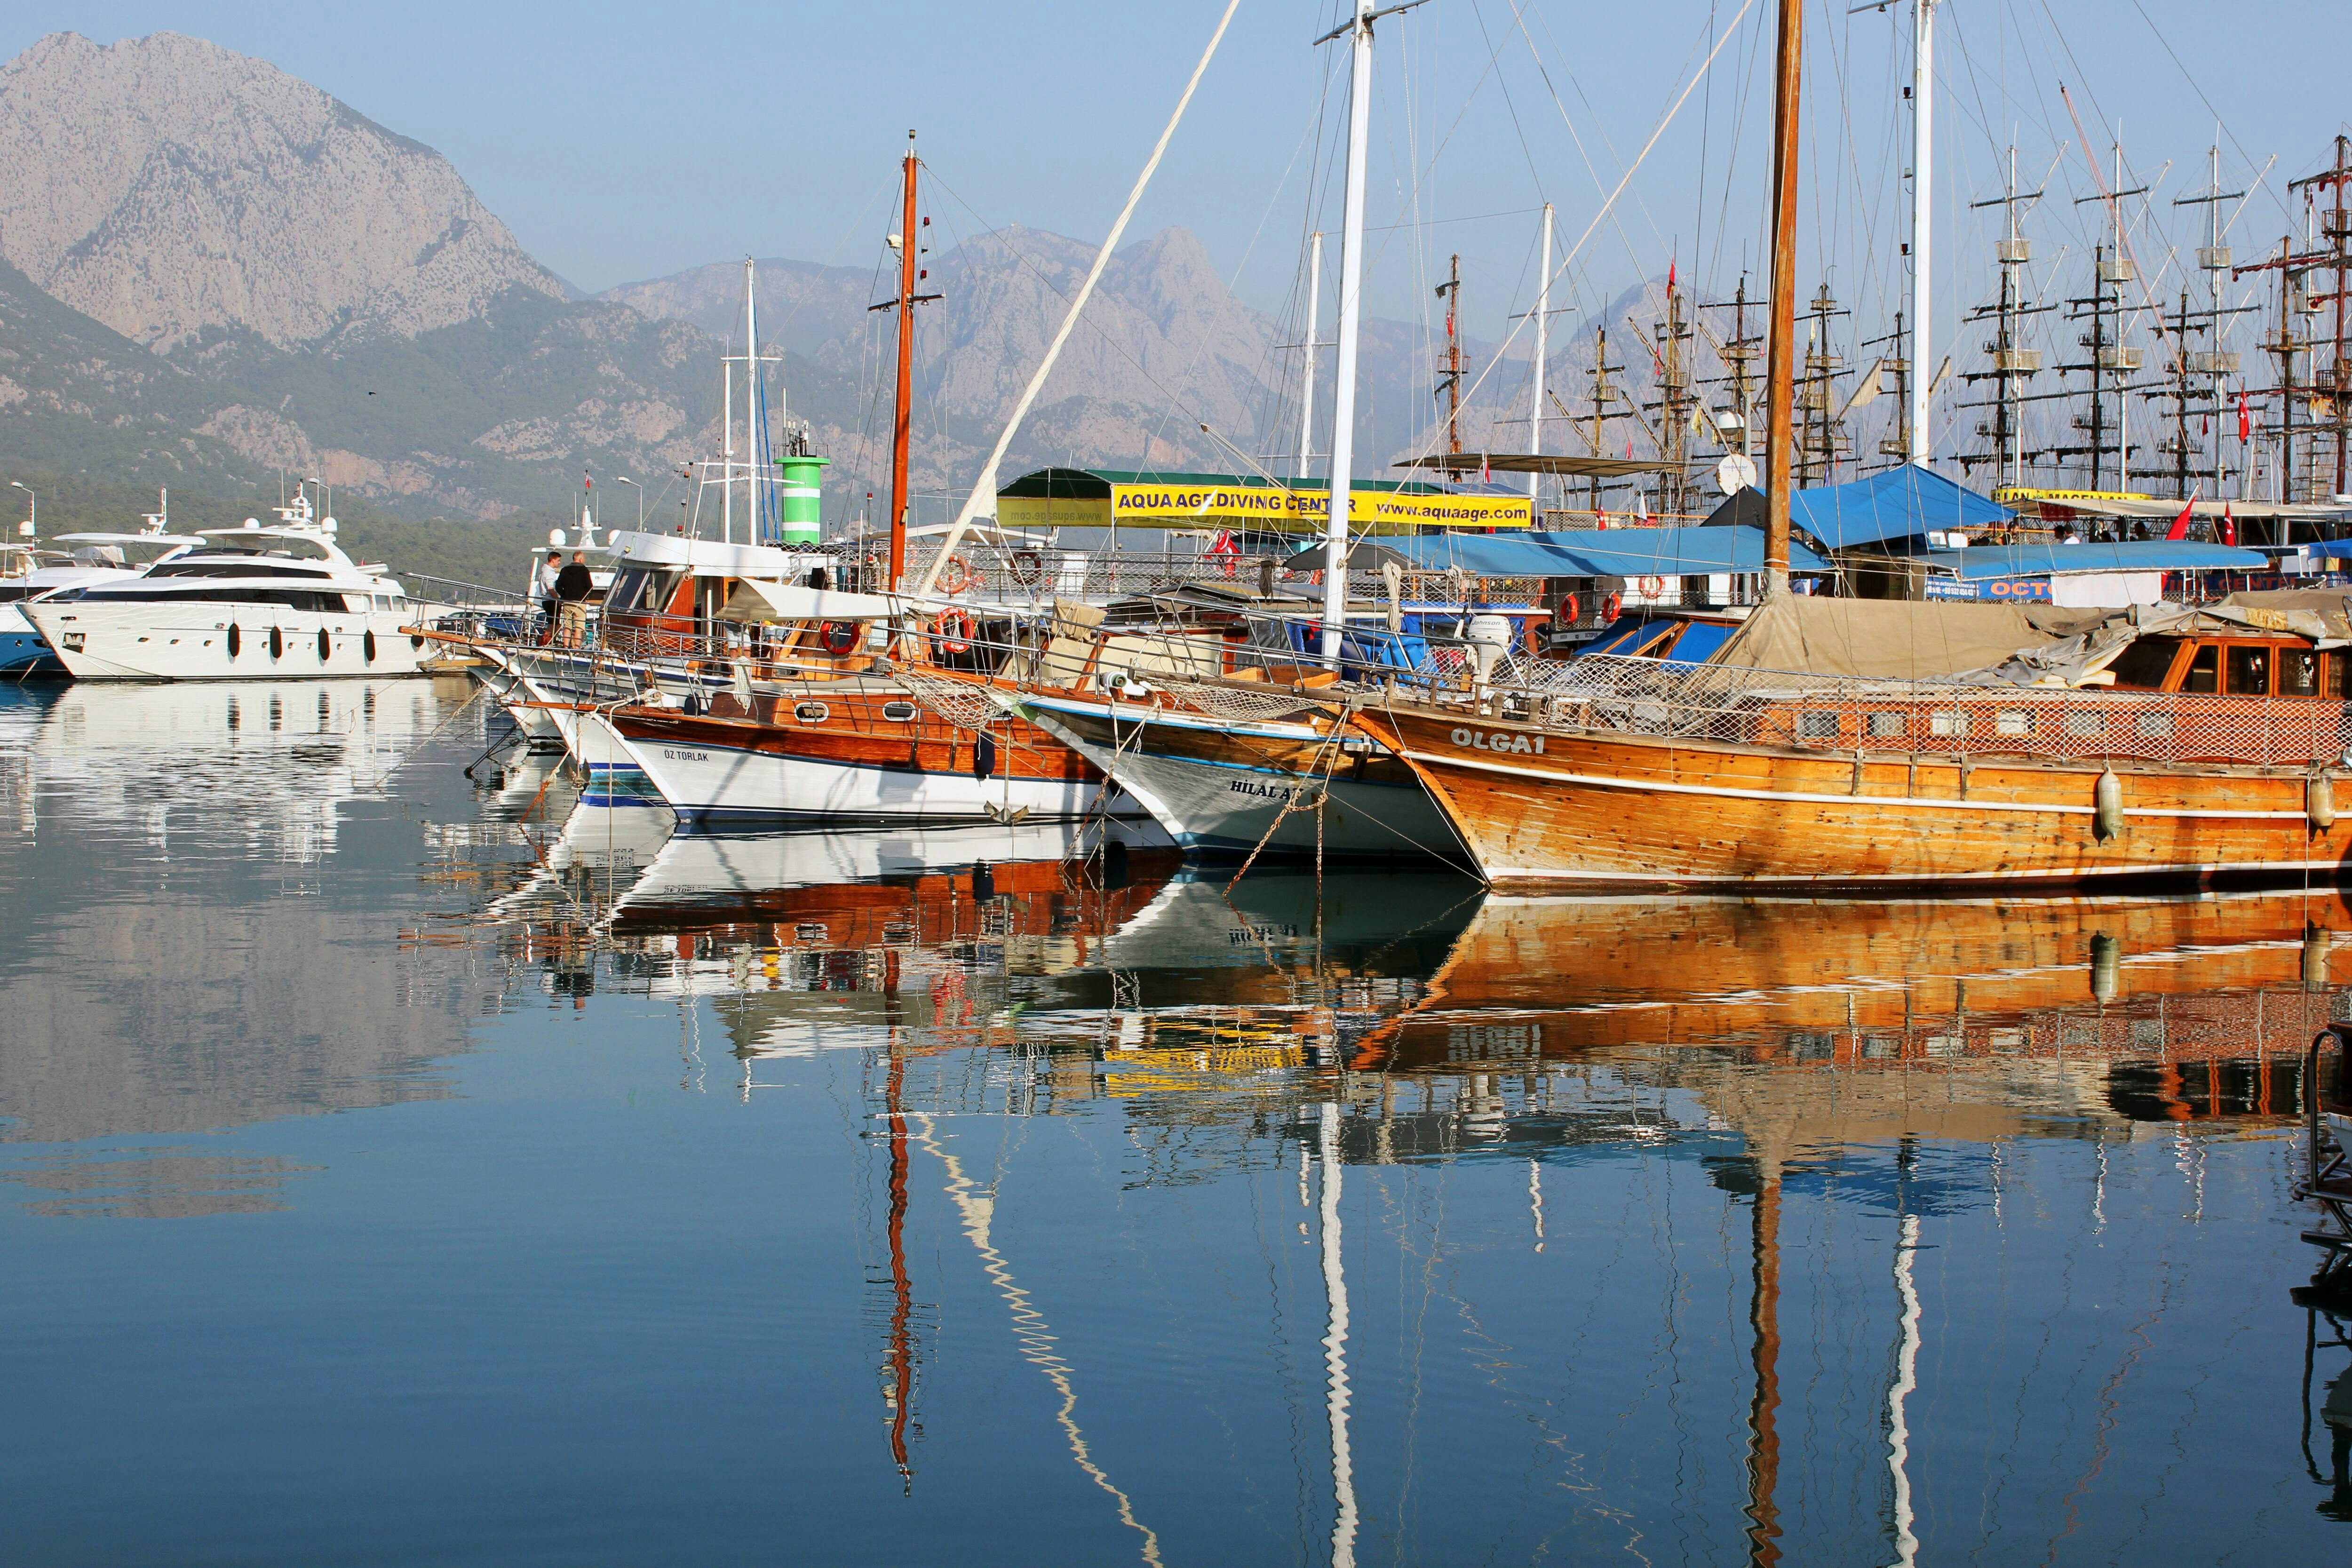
[2331,654,2348,700]
[1866,711,1905,738]
[148,558,333,581]
[0,585,30,604]
[2281,649,2321,697]
[608,567,680,614]
[75,587,353,612]
[2181,645,2218,693]
[2225,644,2272,697]
[2105,637,2182,689]
[1796,711,1840,740]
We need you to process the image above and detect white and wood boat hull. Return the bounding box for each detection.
[1015,692,1463,860]
[577,708,1120,825]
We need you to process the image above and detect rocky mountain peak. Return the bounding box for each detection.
[0,31,564,350]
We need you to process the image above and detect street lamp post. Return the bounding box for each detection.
[8,480,33,542]
[613,476,644,529]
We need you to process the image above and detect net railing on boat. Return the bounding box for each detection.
[1398,650,2352,769]
[429,596,2352,772]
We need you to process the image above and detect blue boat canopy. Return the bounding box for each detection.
[1911,541,2269,581]
[1286,525,1828,578]
[1774,466,2015,548]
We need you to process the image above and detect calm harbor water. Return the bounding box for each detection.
[3,676,2350,1565]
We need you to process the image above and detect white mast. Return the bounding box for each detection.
[1530,202,1553,503]
[1907,0,1938,466]
[744,256,759,546]
[1320,0,1378,661]
[1299,231,1325,478]
[722,359,735,546]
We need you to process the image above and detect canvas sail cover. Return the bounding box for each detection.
[1707,596,2106,680]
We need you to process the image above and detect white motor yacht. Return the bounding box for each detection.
[0,498,199,675]
[24,493,431,682]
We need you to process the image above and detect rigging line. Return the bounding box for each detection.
[1405,0,1760,462]
[1524,2,1718,286]
[915,167,1251,490]
[1138,75,1333,476]
[923,0,1242,591]
[2122,0,2288,226]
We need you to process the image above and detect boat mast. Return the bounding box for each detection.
[890,132,920,591]
[1299,231,1325,478]
[1763,0,1803,593]
[744,257,760,546]
[1531,204,1553,507]
[1436,254,1463,454]
[1321,0,1381,661]
[1907,0,1938,466]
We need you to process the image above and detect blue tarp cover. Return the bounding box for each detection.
[1912,541,2269,580]
[1372,525,1828,577]
[1784,466,2014,548]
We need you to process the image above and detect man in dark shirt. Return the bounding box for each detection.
[554,551,596,647]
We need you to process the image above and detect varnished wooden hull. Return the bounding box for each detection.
[1351,701,2352,891]
[594,690,1123,824]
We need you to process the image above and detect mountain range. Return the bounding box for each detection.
[0,29,1680,541]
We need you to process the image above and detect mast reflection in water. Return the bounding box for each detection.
[3,677,2351,1562]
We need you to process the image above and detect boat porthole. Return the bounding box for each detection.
[269,626,283,660]
[363,630,376,662]
[881,701,917,722]
[226,625,241,658]
[795,702,831,724]
[318,628,332,661]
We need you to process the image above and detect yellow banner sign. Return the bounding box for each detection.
[1105,483,1532,533]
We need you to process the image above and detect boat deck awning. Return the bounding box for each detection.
[1911,541,2270,580]
[715,578,898,623]
[1282,525,1828,578]
[1702,467,2016,549]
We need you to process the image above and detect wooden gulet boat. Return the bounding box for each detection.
[1344,647,2352,891]
[579,674,1124,826]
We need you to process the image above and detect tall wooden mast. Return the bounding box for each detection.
[889,132,921,591]
[1436,254,1464,454]
[1763,0,1803,593]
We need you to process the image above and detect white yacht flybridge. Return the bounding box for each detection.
[0,492,200,674]
[24,489,432,681]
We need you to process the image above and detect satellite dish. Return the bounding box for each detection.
[1716,453,1759,496]
[548,527,566,547]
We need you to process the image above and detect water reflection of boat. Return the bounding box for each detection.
[607,819,1172,927]
[1351,889,2352,1146]
[12,675,466,859]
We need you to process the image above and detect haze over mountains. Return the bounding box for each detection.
[0,29,1666,529]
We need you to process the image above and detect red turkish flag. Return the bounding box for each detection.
[2165,491,2199,541]
[2239,388,2251,445]
[2221,503,2236,547]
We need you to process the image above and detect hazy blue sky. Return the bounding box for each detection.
[7,1,2343,345]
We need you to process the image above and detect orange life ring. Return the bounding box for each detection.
[1638,574,1668,597]
[818,620,859,655]
[1009,549,1044,586]
[938,555,975,595]
[930,606,975,656]
[1601,592,1623,622]
[1559,592,1581,625]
